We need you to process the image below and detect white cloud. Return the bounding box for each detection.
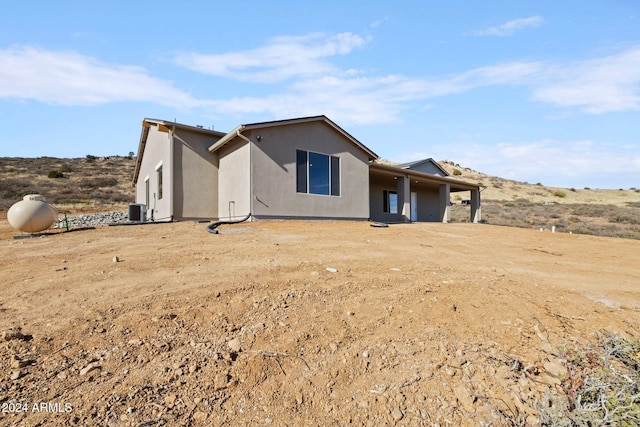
[473,16,544,37]
[532,46,640,113]
[409,139,640,188]
[0,46,201,107]
[172,32,369,83]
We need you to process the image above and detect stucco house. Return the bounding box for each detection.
[133,115,481,224]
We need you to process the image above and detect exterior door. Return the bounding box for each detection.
[411,192,418,221]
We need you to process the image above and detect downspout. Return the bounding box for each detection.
[169,124,175,221]
[234,129,253,221]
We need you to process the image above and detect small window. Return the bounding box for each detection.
[296,150,340,196]
[157,165,163,200]
[383,190,397,214]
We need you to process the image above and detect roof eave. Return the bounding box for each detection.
[370,163,479,191]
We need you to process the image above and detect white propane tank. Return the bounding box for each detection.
[7,194,56,233]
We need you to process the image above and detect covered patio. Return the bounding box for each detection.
[369,164,482,224]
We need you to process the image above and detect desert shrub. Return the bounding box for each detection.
[539,332,640,425]
[47,170,64,179]
[553,190,567,198]
[569,188,576,192]
[79,177,118,188]
[610,214,639,225]
[536,182,543,186]
[0,178,38,199]
[452,168,462,176]
[85,155,97,163]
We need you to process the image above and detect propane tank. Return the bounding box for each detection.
[7,195,56,233]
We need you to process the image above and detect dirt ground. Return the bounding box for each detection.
[1,219,639,426]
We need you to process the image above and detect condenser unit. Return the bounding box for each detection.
[128,203,147,222]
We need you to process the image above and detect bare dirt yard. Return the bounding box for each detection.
[1,219,639,426]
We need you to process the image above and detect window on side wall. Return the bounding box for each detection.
[156,165,163,200]
[383,190,397,214]
[296,150,340,196]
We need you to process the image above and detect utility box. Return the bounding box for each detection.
[128,204,146,222]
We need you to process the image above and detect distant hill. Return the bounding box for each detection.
[1,156,639,239]
[437,160,638,207]
[0,155,136,214]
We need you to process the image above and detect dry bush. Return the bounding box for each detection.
[539,332,640,426]
[466,200,640,240]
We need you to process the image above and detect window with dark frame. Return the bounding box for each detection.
[157,165,163,200]
[296,150,340,196]
[383,190,397,214]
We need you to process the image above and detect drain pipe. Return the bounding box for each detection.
[206,212,251,234]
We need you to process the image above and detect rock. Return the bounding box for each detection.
[329,342,338,352]
[10,355,28,369]
[454,384,476,413]
[79,361,102,376]
[533,324,548,342]
[326,267,338,273]
[10,370,22,380]
[391,408,404,421]
[227,338,241,352]
[193,411,208,422]
[214,372,230,390]
[2,329,28,341]
[362,350,370,358]
[112,256,120,263]
[164,394,177,407]
[543,359,566,377]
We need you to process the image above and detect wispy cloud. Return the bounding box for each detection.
[473,16,544,37]
[0,46,202,107]
[172,32,369,83]
[3,35,639,125]
[404,139,640,188]
[532,46,640,113]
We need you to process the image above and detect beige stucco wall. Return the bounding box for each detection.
[135,126,172,221]
[172,129,220,220]
[217,140,251,221]
[246,122,371,220]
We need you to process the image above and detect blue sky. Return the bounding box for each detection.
[1,1,639,189]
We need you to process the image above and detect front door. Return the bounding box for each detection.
[410,192,418,221]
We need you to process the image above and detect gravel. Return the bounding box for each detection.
[54,211,129,228]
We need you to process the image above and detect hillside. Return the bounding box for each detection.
[1,156,639,239]
[0,156,136,215]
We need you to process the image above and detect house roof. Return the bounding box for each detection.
[370,163,481,192]
[397,158,450,176]
[208,115,379,160]
[132,118,227,184]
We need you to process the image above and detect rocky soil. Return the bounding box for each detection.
[0,220,638,426]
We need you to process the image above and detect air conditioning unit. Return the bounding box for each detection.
[128,204,147,222]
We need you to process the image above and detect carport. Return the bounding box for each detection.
[369,163,481,223]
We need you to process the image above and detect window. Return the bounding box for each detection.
[156,165,163,200]
[383,190,397,214]
[296,150,340,196]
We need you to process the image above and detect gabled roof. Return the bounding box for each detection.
[397,158,449,176]
[133,118,226,184]
[208,115,379,160]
